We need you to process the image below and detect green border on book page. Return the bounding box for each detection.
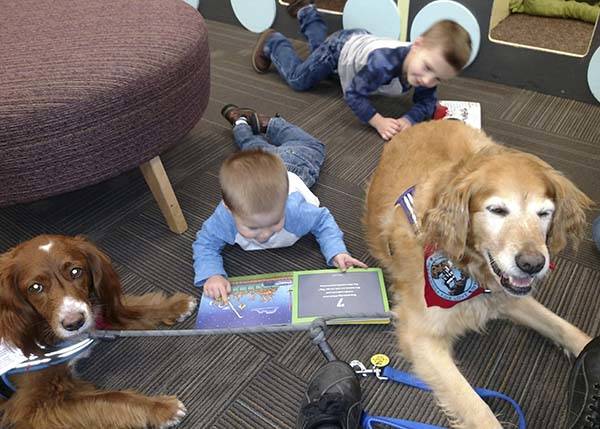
[227,271,294,285]
[291,267,389,325]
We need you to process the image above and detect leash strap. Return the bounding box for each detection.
[395,185,420,236]
[361,366,526,429]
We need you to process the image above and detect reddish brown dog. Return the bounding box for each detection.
[0,235,196,429]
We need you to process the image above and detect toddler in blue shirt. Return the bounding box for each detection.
[252,1,471,140]
[192,105,366,302]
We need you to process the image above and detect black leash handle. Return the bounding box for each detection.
[309,318,338,362]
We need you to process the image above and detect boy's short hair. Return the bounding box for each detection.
[421,20,472,71]
[220,149,289,218]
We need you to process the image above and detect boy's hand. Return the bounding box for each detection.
[396,117,412,132]
[368,113,402,140]
[204,275,232,303]
[333,253,368,272]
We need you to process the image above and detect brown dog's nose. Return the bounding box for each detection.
[516,250,546,275]
[61,313,86,331]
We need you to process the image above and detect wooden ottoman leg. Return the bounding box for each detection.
[139,156,188,234]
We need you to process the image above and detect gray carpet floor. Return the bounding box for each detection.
[1,18,600,429]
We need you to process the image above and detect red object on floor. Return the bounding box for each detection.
[433,103,448,120]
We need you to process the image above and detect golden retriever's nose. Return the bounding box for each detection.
[61,313,86,331]
[516,250,545,275]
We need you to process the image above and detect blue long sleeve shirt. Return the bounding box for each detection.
[192,192,348,287]
[337,34,437,124]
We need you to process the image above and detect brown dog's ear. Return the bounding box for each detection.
[72,236,139,326]
[0,251,42,355]
[422,169,473,262]
[544,170,593,256]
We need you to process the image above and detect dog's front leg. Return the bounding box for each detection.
[10,391,186,429]
[109,292,197,330]
[3,370,186,429]
[398,329,502,429]
[501,296,591,356]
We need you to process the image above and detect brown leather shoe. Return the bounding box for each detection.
[252,29,275,74]
[221,104,260,134]
[287,0,314,18]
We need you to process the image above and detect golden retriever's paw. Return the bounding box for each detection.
[153,396,186,428]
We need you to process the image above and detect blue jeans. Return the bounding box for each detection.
[233,117,325,188]
[593,216,600,252]
[264,5,367,91]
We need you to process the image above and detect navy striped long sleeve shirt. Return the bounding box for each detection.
[337,34,437,124]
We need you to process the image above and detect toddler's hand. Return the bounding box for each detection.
[333,253,368,272]
[396,117,412,132]
[204,275,232,303]
[369,114,402,141]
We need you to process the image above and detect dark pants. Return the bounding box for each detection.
[264,5,366,91]
[233,117,325,188]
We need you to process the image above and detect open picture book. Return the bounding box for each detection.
[195,268,390,330]
[438,100,482,129]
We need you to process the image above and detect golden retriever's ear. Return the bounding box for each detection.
[72,236,139,325]
[544,170,593,256]
[0,252,42,355]
[422,172,473,261]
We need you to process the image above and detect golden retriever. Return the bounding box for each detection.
[364,120,593,428]
[0,235,197,429]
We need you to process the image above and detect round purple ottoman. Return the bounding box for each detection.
[0,0,210,232]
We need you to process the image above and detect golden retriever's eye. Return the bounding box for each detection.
[70,267,83,279]
[28,283,44,294]
[537,210,553,218]
[487,206,508,216]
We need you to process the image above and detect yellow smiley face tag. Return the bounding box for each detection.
[370,353,390,368]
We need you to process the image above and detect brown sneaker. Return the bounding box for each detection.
[252,29,276,74]
[221,104,260,134]
[287,0,314,18]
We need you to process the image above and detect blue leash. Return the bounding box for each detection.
[361,366,526,429]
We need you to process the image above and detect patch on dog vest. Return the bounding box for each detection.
[424,248,486,308]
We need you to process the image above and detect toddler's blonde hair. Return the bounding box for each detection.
[220,149,288,218]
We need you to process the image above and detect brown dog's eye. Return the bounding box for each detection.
[28,283,44,294]
[70,267,83,279]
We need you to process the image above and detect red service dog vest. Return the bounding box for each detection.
[395,187,487,309]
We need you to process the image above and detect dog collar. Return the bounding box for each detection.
[395,186,421,236]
